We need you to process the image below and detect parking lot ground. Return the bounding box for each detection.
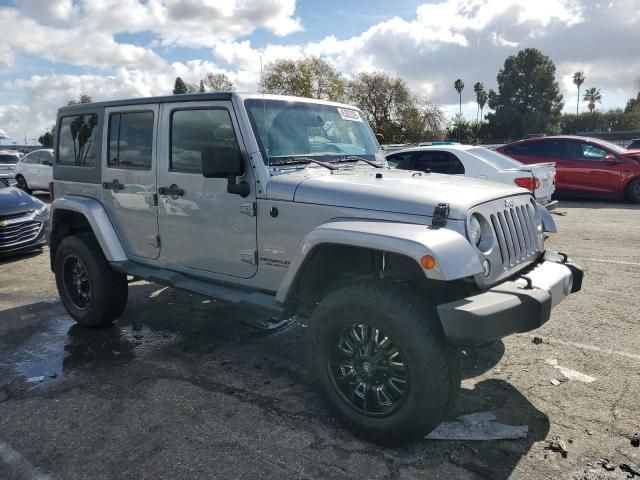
[1,200,639,480]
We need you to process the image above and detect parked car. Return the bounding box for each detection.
[626,139,640,150]
[0,177,49,255]
[0,150,21,181]
[497,136,640,203]
[48,92,582,444]
[386,144,557,208]
[14,148,54,194]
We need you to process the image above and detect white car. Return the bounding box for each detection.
[386,144,557,208]
[0,150,21,182]
[14,149,54,194]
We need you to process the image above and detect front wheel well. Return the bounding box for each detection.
[282,244,476,318]
[624,176,640,201]
[49,209,93,270]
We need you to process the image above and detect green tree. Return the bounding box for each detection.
[203,72,235,92]
[477,89,489,121]
[573,72,585,114]
[173,77,189,95]
[199,80,205,93]
[38,129,54,148]
[259,56,345,101]
[67,94,92,105]
[454,79,464,116]
[583,87,602,113]
[485,48,564,139]
[348,72,444,143]
[473,82,485,122]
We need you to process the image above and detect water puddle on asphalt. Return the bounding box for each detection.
[4,315,181,388]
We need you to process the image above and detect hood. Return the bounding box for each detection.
[0,186,43,217]
[270,167,526,220]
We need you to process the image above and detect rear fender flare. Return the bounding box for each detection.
[50,195,127,262]
[276,220,483,303]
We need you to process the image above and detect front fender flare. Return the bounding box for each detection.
[276,220,483,303]
[50,195,127,262]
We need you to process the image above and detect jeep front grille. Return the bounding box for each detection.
[489,203,539,268]
[0,220,42,248]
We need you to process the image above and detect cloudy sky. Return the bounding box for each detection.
[0,0,639,143]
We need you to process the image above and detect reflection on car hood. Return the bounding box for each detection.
[0,186,42,217]
[269,167,526,220]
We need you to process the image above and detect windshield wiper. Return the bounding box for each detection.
[334,155,383,168]
[271,157,337,171]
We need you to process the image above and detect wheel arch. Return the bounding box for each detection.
[277,220,483,317]
[623,175,640,201]
[49,196,127,270]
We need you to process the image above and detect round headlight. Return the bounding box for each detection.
[468,214,482,246]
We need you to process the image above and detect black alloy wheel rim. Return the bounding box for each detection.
[63,255,91,310]
[328,322,410,417]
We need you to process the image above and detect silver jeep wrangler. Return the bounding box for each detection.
[49,92,583,444]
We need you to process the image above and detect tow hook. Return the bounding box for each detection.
[518,276,534,290]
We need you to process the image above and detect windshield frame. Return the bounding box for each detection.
[244,98,384,167]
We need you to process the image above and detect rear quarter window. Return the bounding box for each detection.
[58,114,99,167]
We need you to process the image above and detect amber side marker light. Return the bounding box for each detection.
[420,255,437,269]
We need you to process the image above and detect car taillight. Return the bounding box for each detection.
[514,177,540,191]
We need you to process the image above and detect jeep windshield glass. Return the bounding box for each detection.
[244,99,384,166]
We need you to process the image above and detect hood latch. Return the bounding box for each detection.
[432,203,450,228]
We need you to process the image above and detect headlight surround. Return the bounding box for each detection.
[34,204,50,221]
[467,214,482,246]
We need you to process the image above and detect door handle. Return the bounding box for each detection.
[158,184,185,197]
[103,179,125,191]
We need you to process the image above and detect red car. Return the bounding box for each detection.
[497,136,640,203]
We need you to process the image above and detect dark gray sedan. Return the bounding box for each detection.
[0,178,49,255]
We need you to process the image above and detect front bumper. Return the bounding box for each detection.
[437,250,583,346]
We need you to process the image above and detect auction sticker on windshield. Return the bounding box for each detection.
[337,107,362,122]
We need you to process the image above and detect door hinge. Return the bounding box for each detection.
[148,235,161,248]
[240,249,258,265]
[240,201,257,217]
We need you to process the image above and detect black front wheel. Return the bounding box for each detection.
[627,178,640,204]
[15,175,32,194]
[306,281,459,445]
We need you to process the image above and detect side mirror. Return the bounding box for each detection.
[201,145,244,178]
[604,154,618,164]
[201,145,250,197]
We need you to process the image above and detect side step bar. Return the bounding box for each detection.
[111,261,288,330]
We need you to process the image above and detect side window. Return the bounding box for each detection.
[414,152,433,171]
[170,108,240,173]
[415,151,465,174]
[108,111,154,169]
[579,143,607,161]
[58,114,99,167]
[386,152,413,169]
[504,144,530,156]
[23,152,40,164]
[40,151,53,165]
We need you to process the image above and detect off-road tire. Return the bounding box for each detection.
[626,178,640,204]
[55,232,128,327]
[306,281,460,445]
[15,175,32,195]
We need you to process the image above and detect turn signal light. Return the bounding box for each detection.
[421,255,437,269]
[514,177,540,191]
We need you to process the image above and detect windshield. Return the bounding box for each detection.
[0,153,19,164]
[244,99,383,165]
[468,147,523,169]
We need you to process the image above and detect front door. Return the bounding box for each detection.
[101,105,160,260]
[564,140,621,194]
[156,101,257,279]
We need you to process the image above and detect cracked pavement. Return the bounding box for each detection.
[1,198,639,479]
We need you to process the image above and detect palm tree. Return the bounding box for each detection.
[477,90,489,121]
[454,79,465,116]
[573,72,585,114]
[583,87,602,113]
[473,82,484,122]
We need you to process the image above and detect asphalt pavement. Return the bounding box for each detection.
[1,198,639,480]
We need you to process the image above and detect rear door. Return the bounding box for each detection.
[156,100,258,278]
[101,106,160,260]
